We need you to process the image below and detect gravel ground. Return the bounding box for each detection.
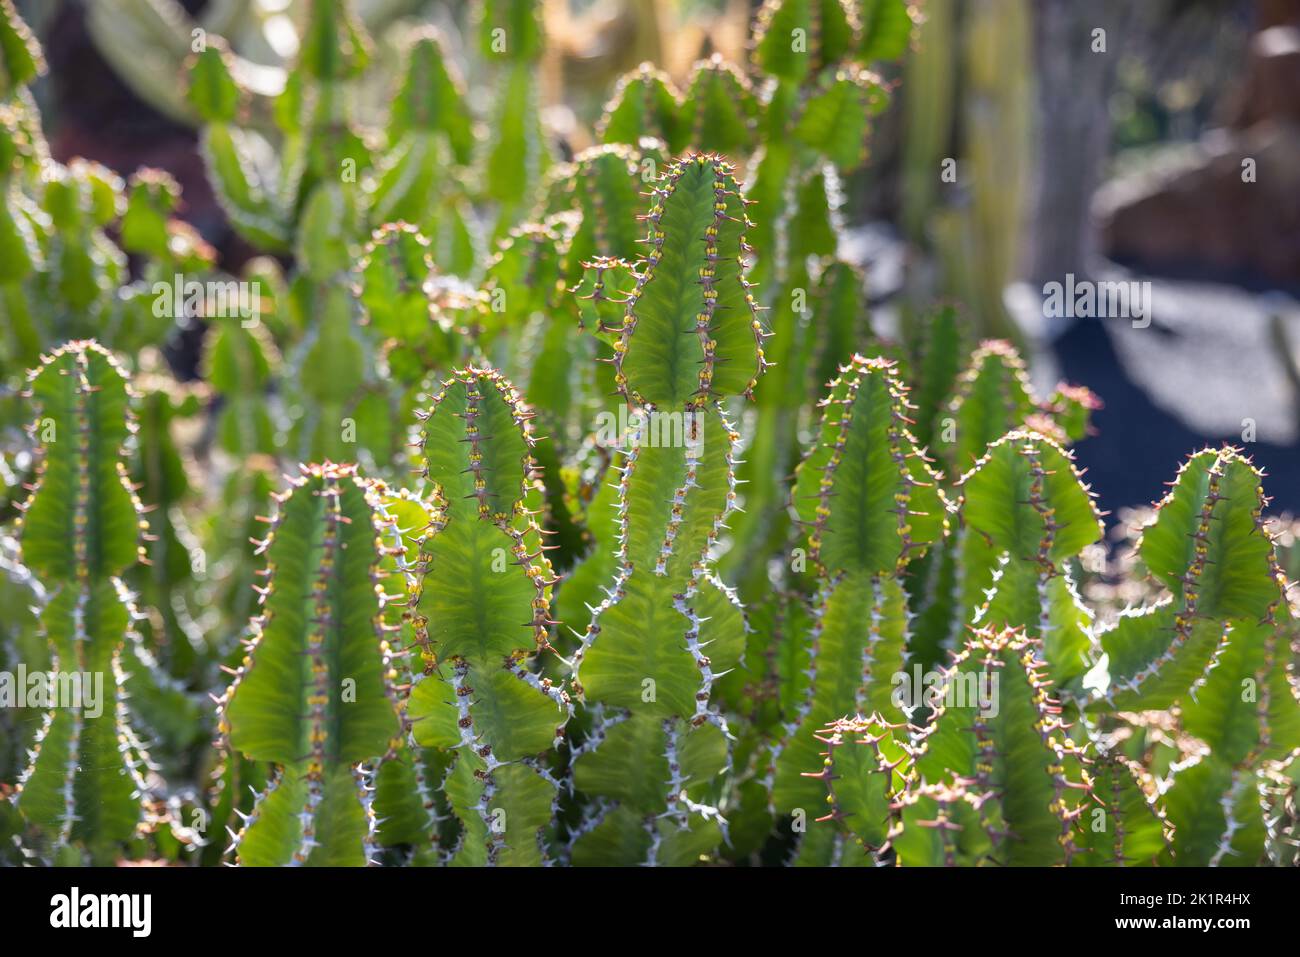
[1039,278,1300,523]
[844,222,1300,523]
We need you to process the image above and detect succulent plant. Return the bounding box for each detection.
[217,462,402,865]
[0,0,1295,874]
[405,368,571,866]
[807,626,1092,867]
[12,341,152,863]
[1087,447,1300,866]
[767,355,946,863]
[562,153,768,865]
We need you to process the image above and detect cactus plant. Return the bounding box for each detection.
[1087,447,1300,866]
[958,430,1103,685]
[0,0,1296,875]
[807,625,1092,866]
[767,355,945,863]
[562,153,768,865]
[11,341,152,863]
[216,462,403,865]
[403,368,570,866]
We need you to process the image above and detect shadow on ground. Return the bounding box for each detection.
[1053,318,1300,525]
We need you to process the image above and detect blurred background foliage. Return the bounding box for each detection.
[8,0,1300,517]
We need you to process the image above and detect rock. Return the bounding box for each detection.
[1223,26,1300,129]
[1095,121,1300,285]
[1258,0,1300,29]
[1098,16,1300,286]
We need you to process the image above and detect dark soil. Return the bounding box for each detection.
[1054,317,1300,522]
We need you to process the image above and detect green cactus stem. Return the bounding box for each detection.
[958,430,1104,684]
[565,153,768,865]
[768,356,945,855]
[12,341,152,861]
[800,713,910,865]
[854,0,915,63]
[372,28,479,276]
[541,141,665,278]
[906,340,1100,679]
[405,368,571,866]
[217,462,403,866]
[479,0,551,226]
[1087,447,1300,866]
[597,63,683,152]
[1091,448,1290,716]
[1076,752,1172,866]
[942,339,1035,474]
[679,55,759,159]
[752,0,858,85]
[909,625,1091,866]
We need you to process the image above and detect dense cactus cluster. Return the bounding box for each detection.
[1,0,1297,869]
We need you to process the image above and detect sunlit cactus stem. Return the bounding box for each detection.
[906,626,1092,866]
[405,368,571,866]
[564,152,768,865]
[957,430,1103,685]
[769,355,946,864]
[1088,446,1300,865]
[217,462,403,866]
[12,340,152,862]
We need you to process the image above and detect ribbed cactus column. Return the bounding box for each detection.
[907,339,1100,676]
[544,141,666,278]
[805,626,1095,867]
[218,462,402,866]
[1096,449,1287,711]
[943,339,1036,473]
[566,153,767,865]
[0,153,135,353]
[908,626,1091,866]
[597,63,684,152]
[1090,447,1300,865]
[679,56,759,159]
[800,713,911,866]
[768,356,946,864]
[479,0,552,227]
[13,340,151,861]
[752,0,857,85]
[406,368,571,866]
[958,430,1104,685]
[371,28,477,276]
[1075,753,1172,867]
[719,0,896,608]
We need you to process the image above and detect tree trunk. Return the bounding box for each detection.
[1027,0,1133,287]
